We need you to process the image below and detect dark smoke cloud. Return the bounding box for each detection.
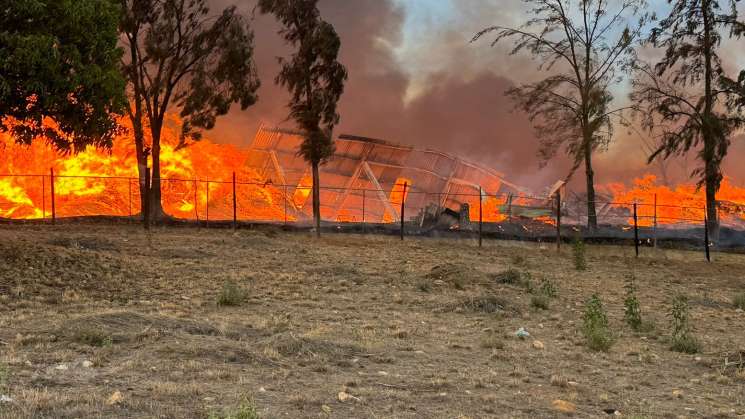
[203,0,745,192]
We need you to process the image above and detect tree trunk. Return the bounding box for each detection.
[584,139,598,230]
[149,126,164,220]
[312,161,321,238]
[132,117,147,218]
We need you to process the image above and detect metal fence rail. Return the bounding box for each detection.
[2,172,744,260]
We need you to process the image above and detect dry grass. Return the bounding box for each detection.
[1,224,745,418]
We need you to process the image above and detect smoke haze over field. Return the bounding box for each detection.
[204,0,745,192]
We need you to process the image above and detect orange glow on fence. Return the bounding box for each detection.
[605,175,745,226]
[0,116,289,221]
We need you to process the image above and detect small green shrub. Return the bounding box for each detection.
[217,280,246,307]
[209,399,260,419]
[572,236,587,271]
[669,295,701,354]
[539,279,558,298]
[624,275,643,331]
[733,293,745,310]
[0,362,9,390]
[531,295,550,310]
[494,269,522,284]
[74,328,113,347]
[582,295,614,352]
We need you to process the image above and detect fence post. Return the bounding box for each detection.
[704,212,711,262]
[128,179,133,219]
[400,182,407,241]
[362,189,366,233]
[232,172,237,230]
[194,179,199,224]
[41,175,46,221]
[633,202,639,257]
[205,180,209,228]
[478,187,483,248]
[555,190,561,251]
[653,194,658,249]
[144,166,150,230]
[50,168,56,225]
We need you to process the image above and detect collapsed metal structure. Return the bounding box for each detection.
[245,125,529,223]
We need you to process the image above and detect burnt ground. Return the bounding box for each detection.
[0,224,744,418]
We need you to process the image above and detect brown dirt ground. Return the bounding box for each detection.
[0,224,744,419]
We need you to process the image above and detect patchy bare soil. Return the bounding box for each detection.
[0,224,744,418]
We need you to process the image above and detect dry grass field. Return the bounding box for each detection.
[1,224,744,418]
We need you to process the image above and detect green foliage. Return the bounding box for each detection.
[634,0,744,212]
[669,295,701,354]
[624,274,643,331]
[209,399,260,419]
[0,362,8,390]
[582,295,614,352]
[74,328,113,347]
[539,279,558,298]
[258,0,348,165]
[494,269,522,284]
[217,280,247,307]
[572,237,587,271]
[733,293,745,310]
[0,0,126,150]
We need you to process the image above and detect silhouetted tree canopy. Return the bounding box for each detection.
[0,0,126,152]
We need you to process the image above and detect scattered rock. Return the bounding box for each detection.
[533,340,545,350]
[0,395,12,404]
[321,404,332,414]
[552,399,577,414]
[672,389,683,398]
[82,360,93,368]
[602,408,620,415]
[54,363,69,371]
[516,327,530,339]
[106,391,123,405]
[258,387,266,393]
[203,397,215,402]
[337,391,360,402]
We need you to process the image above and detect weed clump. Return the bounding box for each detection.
[669,295,701,354]
[582,295,614,352]
[530,295,550,310]
[572,236,587,271]
[624,275,643,331]
[217,280,247,307]
[208,399,260,419]
[493,269,522,284]
[416,280,432,293]
[733,293,745,310]
[74,328,113,347]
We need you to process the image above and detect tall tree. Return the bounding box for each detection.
[633,0,745,238]
[120,0,260,218]
[258,0,348,237]
[474,0,648,229]
[0,0,125,151]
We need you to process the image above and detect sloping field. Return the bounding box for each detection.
[0,225,744,418]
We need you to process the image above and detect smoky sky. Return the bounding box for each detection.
[204,0,745,192]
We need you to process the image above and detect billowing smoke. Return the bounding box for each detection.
[204,0,745,192]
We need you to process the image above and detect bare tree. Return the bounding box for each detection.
[474,0,649,229]
[631,0,745,238]
[258,0,348,237]
[120,0,260,218]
